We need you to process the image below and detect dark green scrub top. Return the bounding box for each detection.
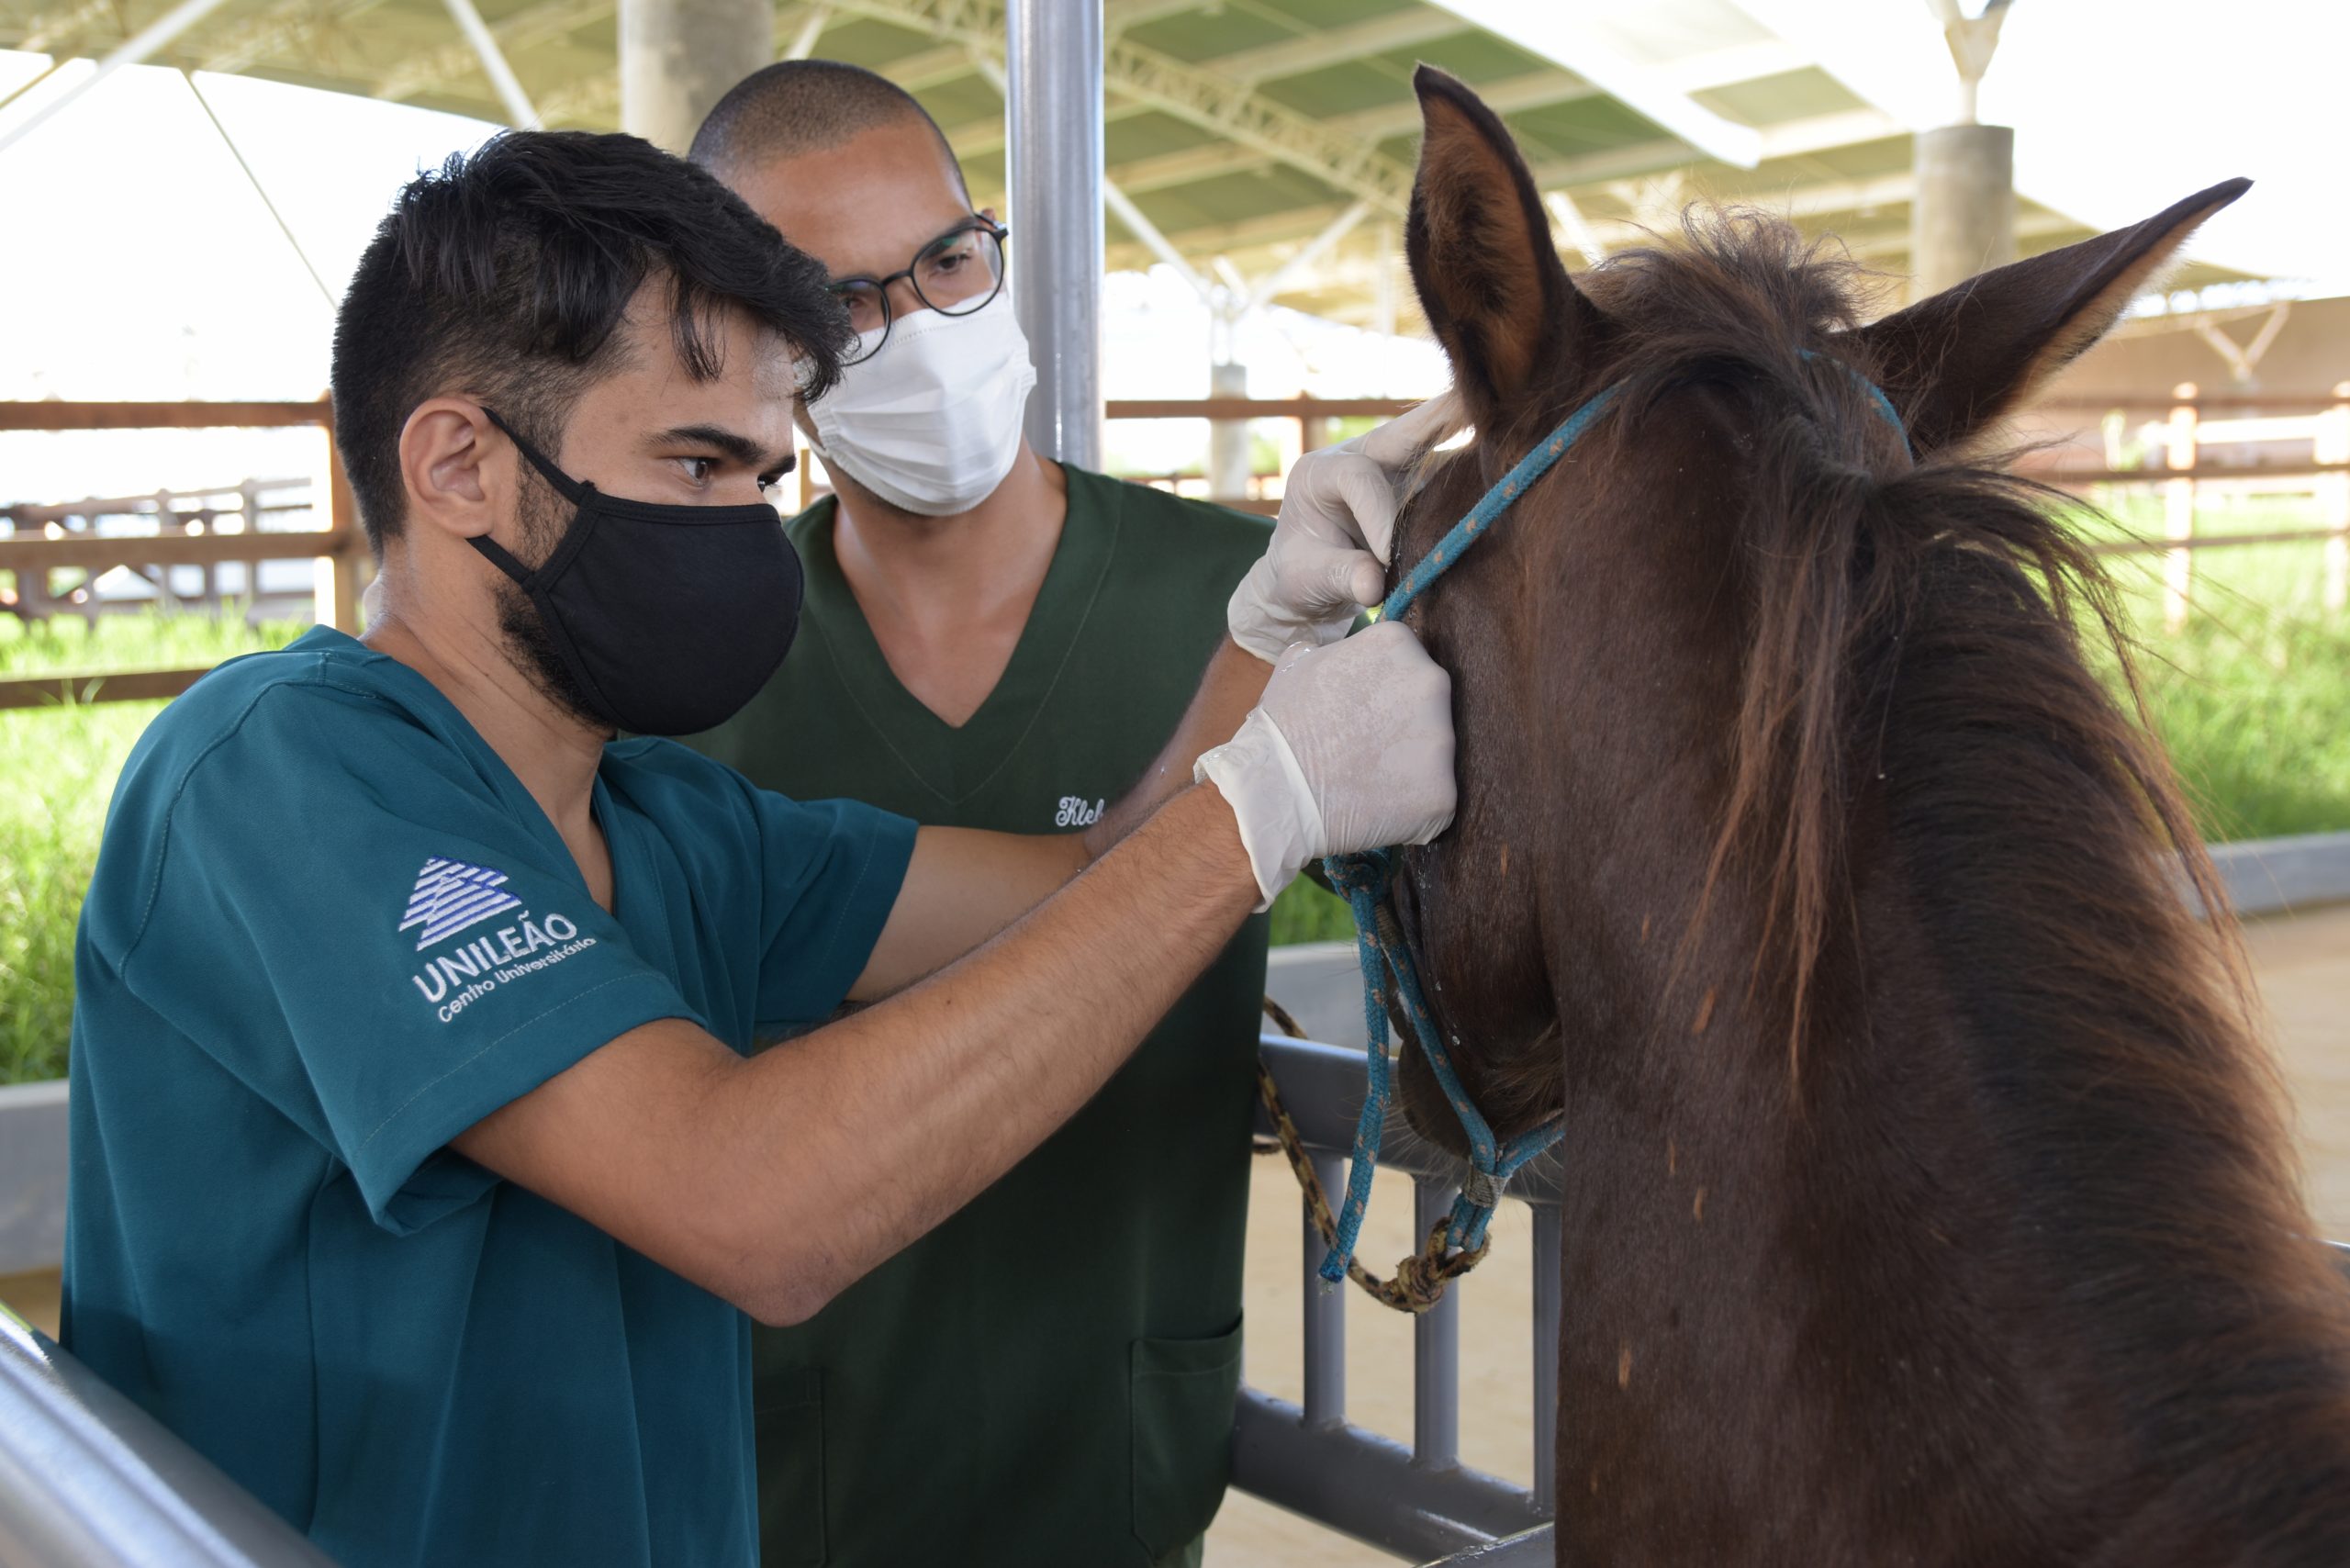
[62,626,914,1568]
[682,466,1270,1568]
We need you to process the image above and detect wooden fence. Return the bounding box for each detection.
[3,388,2344,710]
[0,401,367,711]
[2023,386,2350,630]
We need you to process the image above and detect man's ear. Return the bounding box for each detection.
[1405,65,1604,428]
[1848,177,2250,454]
[398,400,507,541]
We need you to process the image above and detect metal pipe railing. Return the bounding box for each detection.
[0,1309,333,1567]
[1411,1177,1461,1468]
[1245,1033,2350,1566]
[1241,1033,1558,1561]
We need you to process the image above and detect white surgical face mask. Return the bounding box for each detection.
[805,288,1039,517]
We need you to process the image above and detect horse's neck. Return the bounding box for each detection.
[1548,849,2350,1565]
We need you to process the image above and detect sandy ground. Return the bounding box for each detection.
[0,905,2340,1565]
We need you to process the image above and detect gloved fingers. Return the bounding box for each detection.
[1294,546,1386,615]
[1330,455,1401,564]
[1356,389,1466,471]
[1272,640,1316,674]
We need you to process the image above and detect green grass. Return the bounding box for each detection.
[0,608,304,678]
[0,611,305,1085]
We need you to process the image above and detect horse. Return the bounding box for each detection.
[1379,67,2350,1566]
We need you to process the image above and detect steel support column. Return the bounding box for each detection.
[618,0,770,153]
[1005,0,1103,468]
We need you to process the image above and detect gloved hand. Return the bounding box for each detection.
[1226,392,1465,663]
[1194,622,1456,909]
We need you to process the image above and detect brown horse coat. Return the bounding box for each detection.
[1383,66,2350,1567]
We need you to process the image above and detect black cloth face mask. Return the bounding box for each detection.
[470,409,803,736]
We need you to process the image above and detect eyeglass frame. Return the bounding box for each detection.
[824,216,1012,364]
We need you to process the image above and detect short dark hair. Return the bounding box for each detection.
[330,129,851,549]
[689,60,968,198]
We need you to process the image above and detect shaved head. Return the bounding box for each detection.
[691,60,968,197]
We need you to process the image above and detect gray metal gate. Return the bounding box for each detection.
[1237,1033,1558,1565]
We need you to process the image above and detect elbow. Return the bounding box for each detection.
[717,1227,849,1327]
[737,1275,834,1328]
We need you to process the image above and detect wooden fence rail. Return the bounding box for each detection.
[0,400,366,711]
[3,388,2344,711]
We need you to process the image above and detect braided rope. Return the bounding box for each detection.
[1257,999,1489,1314]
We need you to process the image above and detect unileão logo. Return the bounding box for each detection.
[399,857,523,951]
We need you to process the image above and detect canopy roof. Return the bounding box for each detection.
[0,0,2246,330]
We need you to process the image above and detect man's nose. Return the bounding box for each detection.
[886,274,929,320]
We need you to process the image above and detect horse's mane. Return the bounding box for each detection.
[1563,209,2248,1069]
[1546,210,2350,1549]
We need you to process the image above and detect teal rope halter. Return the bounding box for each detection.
[1314,353,1907,1284]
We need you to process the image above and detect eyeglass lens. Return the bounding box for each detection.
[834,224,1005,364]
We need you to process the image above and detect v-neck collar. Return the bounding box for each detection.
[794,469,1121,810]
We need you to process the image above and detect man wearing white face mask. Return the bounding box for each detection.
[682,62,1451,1568]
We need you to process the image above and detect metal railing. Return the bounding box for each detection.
[1239,1020,2350,1568]
[0,1308,331,1567]
[1236,1033,1558,1565]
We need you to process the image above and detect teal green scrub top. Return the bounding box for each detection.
[60,626,915,1568]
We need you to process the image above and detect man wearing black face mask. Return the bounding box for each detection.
[61,131,1457,1568]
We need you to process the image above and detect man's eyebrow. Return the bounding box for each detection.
[650,423,793,473]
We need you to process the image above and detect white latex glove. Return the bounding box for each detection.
[1194,622,1457,910]
[1226,391,1465,663]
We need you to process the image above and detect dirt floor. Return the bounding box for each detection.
[0,905,2339,1565]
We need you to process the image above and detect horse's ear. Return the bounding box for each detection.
[1406,64,1601,422]
[1849,178,2250,454]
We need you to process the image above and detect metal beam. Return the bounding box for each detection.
[442,0,540,125]
[0,0,241,157]
[783,3,832,59]
[375,0,612,105]
[827,0,1416,215]
[13,0,117,54]
[1209,7,1469,85]
[1103,176,1211,297]
[1248,198,1371,311]
[1006,0,1103,466]
[1104,68,1591,197]
[196,0,390,76]
[1430,1,1762,168]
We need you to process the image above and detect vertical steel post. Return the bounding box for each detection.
[1413,1179,1460,1467]
[1530,1204,1562,1515]
[1005,0,1104,469]
[1303,1152,1348,1428]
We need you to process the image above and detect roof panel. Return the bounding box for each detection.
[0,0,2238,320]
[1694,66,1863,126]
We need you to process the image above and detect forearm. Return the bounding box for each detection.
[1084,637,1270,856]
[733,785,1256,1318]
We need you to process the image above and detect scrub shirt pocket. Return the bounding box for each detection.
[755,1369,826,1568]
[1129,1316,1244,1563]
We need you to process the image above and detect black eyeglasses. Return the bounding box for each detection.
[826,218,1010,365]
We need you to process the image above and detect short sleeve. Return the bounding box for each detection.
[746,791,915,1030]
[103,686,696,1235]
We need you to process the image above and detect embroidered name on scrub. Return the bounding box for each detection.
[404,856,594,1019]
[1054,794,1105,828]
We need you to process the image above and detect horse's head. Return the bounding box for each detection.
[1382,66,2244,1158]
